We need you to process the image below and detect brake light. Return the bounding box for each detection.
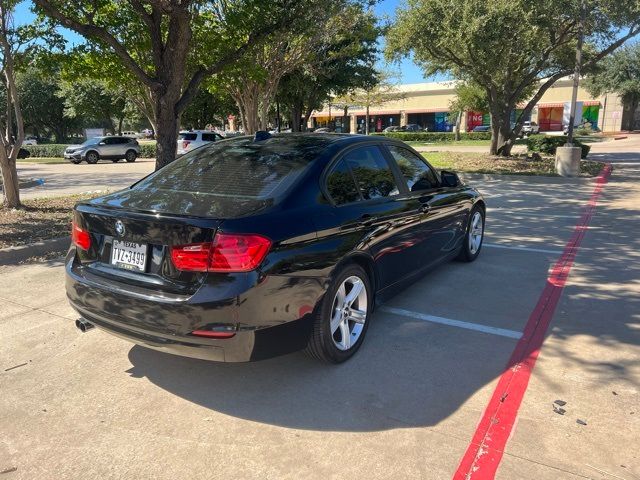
[170,233,271,273]
[71,221,91,250]
[182,140,190,149]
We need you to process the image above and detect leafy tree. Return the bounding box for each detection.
[584,43,640,130]
[449,81,490,140]
[276,6,380,132]
[33,0,317,169]
[18,69,78,142]
[58,78,126,134]
[334,70,404,135]
[181,84,237,130]
[0,1,61,207]
[387,0,640,155]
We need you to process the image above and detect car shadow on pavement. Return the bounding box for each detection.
[125,303,514,433]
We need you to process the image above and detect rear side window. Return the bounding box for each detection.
[326,159,360,205]
[343,146,398,200]
[201,133,219,142]
[179,133,198,141]
[387,146,439,192]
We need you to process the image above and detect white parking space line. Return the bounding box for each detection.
[483,243,563,255]
[379,306,523,339]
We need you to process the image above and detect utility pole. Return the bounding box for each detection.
[566,0,586,146]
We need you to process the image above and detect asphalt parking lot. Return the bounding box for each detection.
[3,146,639,479]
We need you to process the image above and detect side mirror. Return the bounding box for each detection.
[441,170,461,188]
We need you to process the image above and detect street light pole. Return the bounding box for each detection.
[566,0,586,146]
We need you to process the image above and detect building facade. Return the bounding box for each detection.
[310,79,626,133]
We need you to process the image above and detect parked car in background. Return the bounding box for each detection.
[383,126,402,133]
[122,131,140,138]
[472,125,491,132]
[23,136,38,145]
[403,124,423,132]
[140,129,154,138]
[177,130,225,156]
[313,127,331,133]
[67,133,485,364]
[521,121,539,136]
[64,136,140,164]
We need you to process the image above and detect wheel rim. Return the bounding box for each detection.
[88,153,97,162]
[469,211,484,254]
[330,275,368,351]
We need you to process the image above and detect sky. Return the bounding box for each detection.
[14,0,431,84]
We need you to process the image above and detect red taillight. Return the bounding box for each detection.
[71,221,91,250]
[170,233,271,273]
[182,140,190,149]
[190,330,236,339]
[170,243,211,272]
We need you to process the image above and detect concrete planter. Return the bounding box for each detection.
[555,146,581,177]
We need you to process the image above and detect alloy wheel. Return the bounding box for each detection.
[330,275,368,351]
[469,211,484,254]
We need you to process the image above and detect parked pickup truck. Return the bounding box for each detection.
[521,121,539,135]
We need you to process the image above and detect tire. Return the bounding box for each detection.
[305,263,372,363]
[86,151,99,164]
[125,150,137,163]
[457,205,485,262]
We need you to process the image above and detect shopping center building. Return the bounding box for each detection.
[309,78,627,133]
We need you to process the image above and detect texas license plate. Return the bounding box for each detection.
[111,240,147,272]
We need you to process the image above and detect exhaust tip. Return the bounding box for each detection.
[75,318,94,333]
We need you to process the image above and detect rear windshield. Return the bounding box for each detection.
[179,133,198,141]
[131,136,329,215]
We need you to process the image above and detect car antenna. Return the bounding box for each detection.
[254,131,271,142]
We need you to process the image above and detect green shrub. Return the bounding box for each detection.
[375,131,492,142]
[139,143,156,158]
[23,144,69,158]
[526,134,590,159]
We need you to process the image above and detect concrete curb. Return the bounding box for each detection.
[0,236,69,266]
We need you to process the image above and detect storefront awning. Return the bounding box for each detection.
[403,108,450,114]
[537,100,601,108]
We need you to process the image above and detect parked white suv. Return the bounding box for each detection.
[521,121,539,135]
[177,130,224,156]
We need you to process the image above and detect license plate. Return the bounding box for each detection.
[111,240,147,272]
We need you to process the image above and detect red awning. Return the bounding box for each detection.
[537,100,600,109]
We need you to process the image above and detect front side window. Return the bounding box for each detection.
[387,146,439,192]
[325,159,360,205]
[343,146,399,200]
[201,133,219,142]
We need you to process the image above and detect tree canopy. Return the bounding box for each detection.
[387,0,640,155]
[584,42,640,130]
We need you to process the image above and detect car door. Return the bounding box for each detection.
[383,144,469,265]
[100,137,119,158]
[317,144,426,290]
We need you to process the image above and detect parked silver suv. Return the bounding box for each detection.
[64,136,140,164]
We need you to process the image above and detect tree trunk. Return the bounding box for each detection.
[0,154,20,208]
[154,92,180,170]
[290,102,302,132]
[489,115,500,155]
[365,106,370,135]
[342,106,349,133]
[454,111,462,141]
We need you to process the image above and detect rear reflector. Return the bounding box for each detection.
[170,233,271,273]
[71,221,91,250]
[190,330,236,339]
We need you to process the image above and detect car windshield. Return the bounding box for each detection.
[82,137,102,146]
[130,135,331,216]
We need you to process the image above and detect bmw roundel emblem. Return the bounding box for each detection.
[115,220,126,237]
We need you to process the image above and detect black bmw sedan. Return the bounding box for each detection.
[66,133,485,363]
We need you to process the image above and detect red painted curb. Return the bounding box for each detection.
[452,164,612,480]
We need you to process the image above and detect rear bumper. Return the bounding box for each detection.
[65,255,327,362]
